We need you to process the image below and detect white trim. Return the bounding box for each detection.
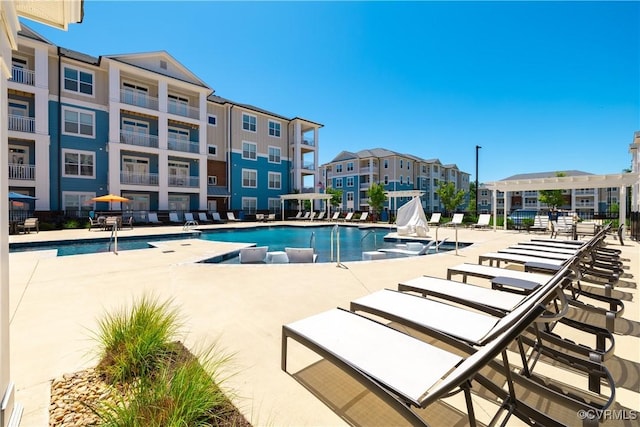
[207,144,218,157]
[346,176,354,187]
[268,145,281,164]
[268,119,281,138]
[268,171,281,190]
[242,141,257,160]
[242,112,257,133]
[207,175,217,185]
[62,148,95,179]
[242,196,257,214]
[207,114,217,126]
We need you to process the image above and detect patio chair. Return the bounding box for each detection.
[198,212,212,223]
[255,213,265,222]
[357,211,368,222]
[284,247,317,263]
[239,246,268,264]
[427,212,441,226]
[88,216,103,231]
[316,211,326,220]
[378,241,435,257]
[443,213,464,227]
[226,212,240,222]
[18,217,39,234]
[265,213,276,222]
[529,215,549,233]
[339,212,354,222]
[287,211,303,220]
[472,214,491,229]
[329,212,340,221]
[148,212,163,225]
[184,212,197,223]
[169,212,182,224]
[211,212,225,223]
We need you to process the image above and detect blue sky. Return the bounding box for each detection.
[23,1,639,183]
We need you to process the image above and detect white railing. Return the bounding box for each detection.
[11,66,35,86]
[120,171,159,186]
[168,138,200,154]
[168,175,199,187]
[302,161,315,170]
[120,130,159,148]
[167,101,199,119]
[8,115,35,133]
[8,163,35,180]
[120,89,159,110]
[575,189,595,195]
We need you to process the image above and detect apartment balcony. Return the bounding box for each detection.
[360,182,371,189]
[575,201,595,208]
[167,101,199,120]
[120,89,159,111]
[168,175,199,188]
[168,138,200,154]
[302,161,315,170]
[575,189,595,196]
[523,191,537,196]
[8,115,35,133]
[11,66,35,86]
[301,139,315,147]
[120,171,159,186]
[8,163,35,181]
[120,130,159,148]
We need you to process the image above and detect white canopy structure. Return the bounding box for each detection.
[384,190,425,216]
[485,172,640,231]
[395,196,429,237]
[279,193,333,220]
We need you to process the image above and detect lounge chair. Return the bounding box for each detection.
[551,216,574,239]
[378,241,435,257]
[198,212,212,223]
[282,281,609,427]
[299,212,311,220]
[472,214,491,229]
[18,217,39,233]
[211,212,225,223]
[184,212,198,224]
[339,212,354,222]
[226,212,240,222]
[169,212,182,224]
[529,215,549,233]
[357,212,368,222]
[427,212,441,226]
[316,211,326,221]
[239,246,268,264]
[329,212,340,221]
[148,212,163,225]
[478,251,568,268]
[284,247,317,263]
[265,213,276,222]
[443,213,464,227]
[287,211,303,220]
[255,213,265,222]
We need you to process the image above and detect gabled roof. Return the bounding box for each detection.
[330,151,359,162]
[208,94,320,124]
[502,170,592,181]
[103,51,210,89]
[60,47,100,65]
[17,24,53,44]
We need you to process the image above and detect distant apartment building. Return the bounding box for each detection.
[8,26,321,219]
[477,170,628,217]
[631,131,640,210]
[319,148,470,212]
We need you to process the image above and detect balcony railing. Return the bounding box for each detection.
[168,138,200,154]
[167,101,199,119]
[120,171,159,186]
[360,182,370,188]
[8,163,35,180]
[120,89,159,111]
[120,130,159,148]
[575,201,595,208]
[301,139,315,147]
[575,189,595,195]
[168,175,199,188]
[302,161,315,170]
[11,66,35,86]
[8,115,35,133]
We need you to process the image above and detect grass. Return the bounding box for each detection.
[90,294,243,426]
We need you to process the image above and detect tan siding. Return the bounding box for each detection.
[206,103,227,157]
[231,108,289,157]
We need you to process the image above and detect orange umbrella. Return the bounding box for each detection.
[91,194,129,210]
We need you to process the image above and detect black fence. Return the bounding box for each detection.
[630,211,639,241]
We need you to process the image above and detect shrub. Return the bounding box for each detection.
[62,219,81,229]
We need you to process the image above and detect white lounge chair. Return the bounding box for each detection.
[198,212,212,223]
[427,212,441,226]
[316,211,326,221]
[339,212,354,222]
[288,211,303,220]
[330,212,340,221]
[265,213,276,222]
[444,213,464,227]
[478,252,567,268]
[284,247,317,263]
[211,212,224,223]
[227,212,240,222]
[378,241,435,257]
[357,212,369,222]
[184,212,198,224]
[473,214,491,229]
[169,212,182,224]
[148,212,162,225]
[239,246,268,264]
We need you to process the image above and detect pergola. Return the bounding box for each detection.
[279,193,333,220]
[485,172,640,231]
[384,190,425,215]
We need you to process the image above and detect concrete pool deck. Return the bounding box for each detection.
[8,222,640,426]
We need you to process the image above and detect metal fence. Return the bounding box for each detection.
[631,211,639,241]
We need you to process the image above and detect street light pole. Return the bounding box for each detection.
[475,145,481,216]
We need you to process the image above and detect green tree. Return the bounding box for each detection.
[367,182,387,221]
[435,182,466,216]
[325,187,343,210]
[538,172,566,210]
[468,182,478,216]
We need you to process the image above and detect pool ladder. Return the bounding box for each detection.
[360,230,378,251]
[330,224,344,267]
[107,223,119,254]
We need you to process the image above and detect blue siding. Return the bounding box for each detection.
[229,152,291,210]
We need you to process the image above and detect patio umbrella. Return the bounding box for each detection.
[91,194,130,210]
[8,191,37,201]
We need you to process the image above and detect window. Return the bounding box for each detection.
[63,192,94,214]
[336,164,343,173]
[268,146,281,163]
[63,149,94,178]
[242,169,257,188]
[122,82,149,107]
[407,162,410,170]
[268,198,280,213]
[268,120,281,137]
[346,177,354,187]
[400,160,403,169]
[168,94,189,115]
[168,161,189,186]
[335,178,343,188]
[400,176,404,185]
[168,195,189,211]
[8,100,28,117]
[63,66,93,96]
[207,145,217,156]
[63,107,94,138]
[347,192,354,202]
[208,115,217,126]
[122,156,149,184]
[422,165,427,173]
[384,175,389,185]
[242,142,257,160]
[242,113,257,132]
[384,160,388,169]
[407,176,411,185]
[268,172,281,189]
[208,176,217,185]
[347,162,354,172]
[481,190,488,196]
[242,197,257,215]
